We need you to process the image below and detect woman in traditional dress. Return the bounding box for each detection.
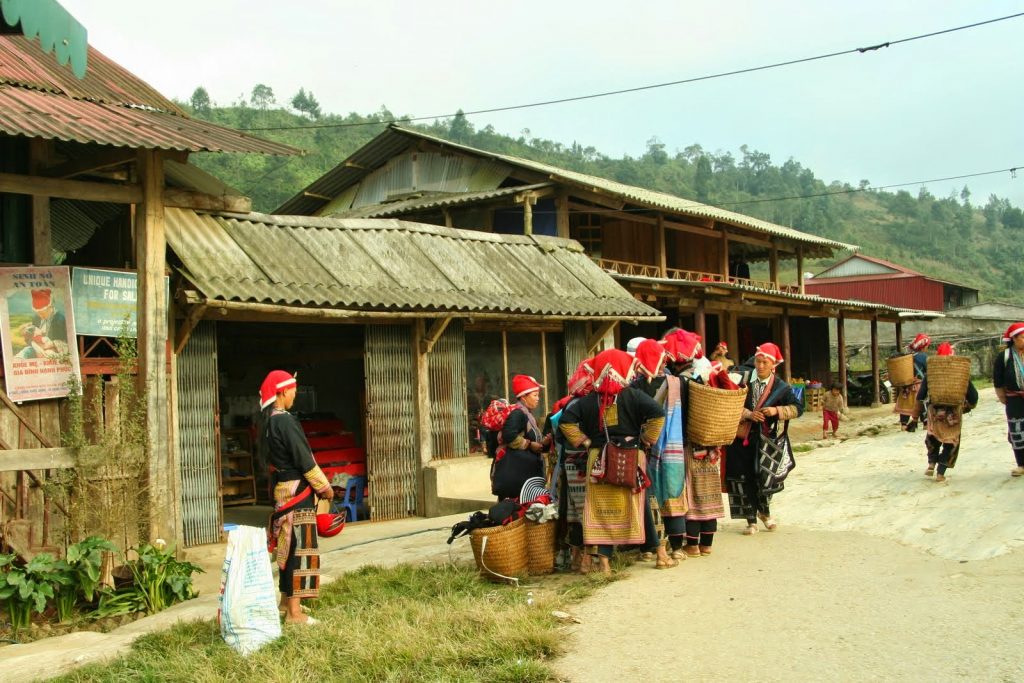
[994,323,1024,478]
[633,339,681,566]
[895,333,931,430]
[491,374,550,500]
[909,343,978,482]
[261,370,333,625]
[725,342,803,535]
[550,359,595,572]
[560,349,666,574]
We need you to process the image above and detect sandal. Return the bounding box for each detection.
[670,549,687,561]
[682,545,701,558]
[758,513,777,531]
[1011,467,1024,477]
[699,545,713,556]
[935,474,947,483]
[655,557,679,569]
[924,465,935,477]
[638,551,656,562]
[743,524,758,536]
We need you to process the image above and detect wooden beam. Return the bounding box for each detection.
[502,330,509,398]
[0,448,75,472]
[0,388,55,448]
[797,245,805,294]
[163,188,251,213]
[420,316,452,354]
[412,319,432,516]
[555,192,570,239]
[30,139,52,265]
[837,314,847,400]
[137,148,173,542]
[0,171,142,204]
[663,218,718,239]
[586,320,618,354]
[41,148,137,179]
[769,243,779,287]
[721,231,730,281]
[695,299,706,341]
[723,230,774,249]
[895,321,903,349]
[870,316,880,406]
[656,213,667,277]
[174,304,207,354]
[781,309,792,382]
[562,186,626,210]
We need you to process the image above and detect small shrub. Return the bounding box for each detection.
[0,553,60,632]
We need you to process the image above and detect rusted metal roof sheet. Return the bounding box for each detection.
[164,208,661,320]
[0,35,299,155]
[276,125,856,256]
[332,183,553,218]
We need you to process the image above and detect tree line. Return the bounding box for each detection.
[182,87,1023,301]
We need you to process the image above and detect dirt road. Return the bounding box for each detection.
[554,388,1024,682]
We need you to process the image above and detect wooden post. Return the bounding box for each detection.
[136,149,173,542]
[656,213,667,277]
[726,311,740,361]
[781,309,792,382]
[523,195,534,236]
[540,332,548,410]
[695,300,706,343]
[442,208,453,228]
[895,321,903,350]
[870,316,880,407]
[30,139,52,265]
[412,319,432,516]
[501,330,509,398]
[720,231,730,280]
[796,245,805,294]
[555,193,570,239]
[837,314,847,400]
[769,242,779,289]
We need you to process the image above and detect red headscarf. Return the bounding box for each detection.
[566,358,595,397]
[754,342,784,366]
[592,349,637,429]
[664,329,702,362]
[259,370,297,410]
[1003,323,1024,343]
[634,339,667,378]
[512,374,543,398]
[909,333,931,351]
[936,342,954,356]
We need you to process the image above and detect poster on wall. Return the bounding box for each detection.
[0,266,82,402]
[71,267,141,337]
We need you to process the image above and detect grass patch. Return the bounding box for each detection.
[792,443,815,453]
[52,561,616,682]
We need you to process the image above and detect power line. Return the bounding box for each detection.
[240,12,1024,132]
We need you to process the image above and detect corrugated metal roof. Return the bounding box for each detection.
[276,125,856,255]
[610,272,942,320]
[164,208,661,320]
[332,183,553,219]
[0,34,299,155]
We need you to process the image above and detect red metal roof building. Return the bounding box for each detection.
[805,254,979,312]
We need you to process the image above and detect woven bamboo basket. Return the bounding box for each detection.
[887,353,915,387]
[524,520,556,575]
[470,516,528,582]
[926,356,971,404]
[687,381,747,446]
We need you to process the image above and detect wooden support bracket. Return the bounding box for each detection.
[174,304,208,354]
[586,320,618,353]
[420,316,453,354]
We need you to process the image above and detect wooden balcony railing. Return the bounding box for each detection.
[596,258,801,295]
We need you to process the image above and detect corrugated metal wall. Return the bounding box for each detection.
[805,277,944,311]
[365,324,419,519]
[563,321,588,373]
[429,320,469,460]
[177,321,222,547]
[351,152,509,208]
[821,258,898,277]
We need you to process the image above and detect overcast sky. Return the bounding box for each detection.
[60,1,1024,207]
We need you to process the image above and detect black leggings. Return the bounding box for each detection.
[1015,448,1024,467]
[684,519,717,547]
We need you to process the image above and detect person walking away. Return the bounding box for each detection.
[725,343,803,535]
[908,343,978,483]
[895,333,931,430]
[550,359,595,572]
[822,383,848,439]
[993,323,1024,478]
[261,370,333,626]
[559,349,666,574]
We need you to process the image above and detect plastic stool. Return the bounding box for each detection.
[341,475,366,522]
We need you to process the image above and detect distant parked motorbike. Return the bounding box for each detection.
[845,371,892,406]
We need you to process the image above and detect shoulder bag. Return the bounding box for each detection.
[756,420,795,495]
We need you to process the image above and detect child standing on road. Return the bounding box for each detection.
[822,383,848,439]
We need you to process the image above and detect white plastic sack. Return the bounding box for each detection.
[218,525,281,655]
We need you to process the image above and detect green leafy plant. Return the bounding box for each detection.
[95,541,203,617]
[48,536,120,623]
[0,553,60,632]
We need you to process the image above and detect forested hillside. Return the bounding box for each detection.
[183,87,1023,300]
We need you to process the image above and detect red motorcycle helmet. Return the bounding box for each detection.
[317,510,345,537]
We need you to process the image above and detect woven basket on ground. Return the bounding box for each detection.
[687,381,747,446]
[524,520,556,575]
[926,355,971,404]
[470,516,528,582]
[887,353,915,387]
